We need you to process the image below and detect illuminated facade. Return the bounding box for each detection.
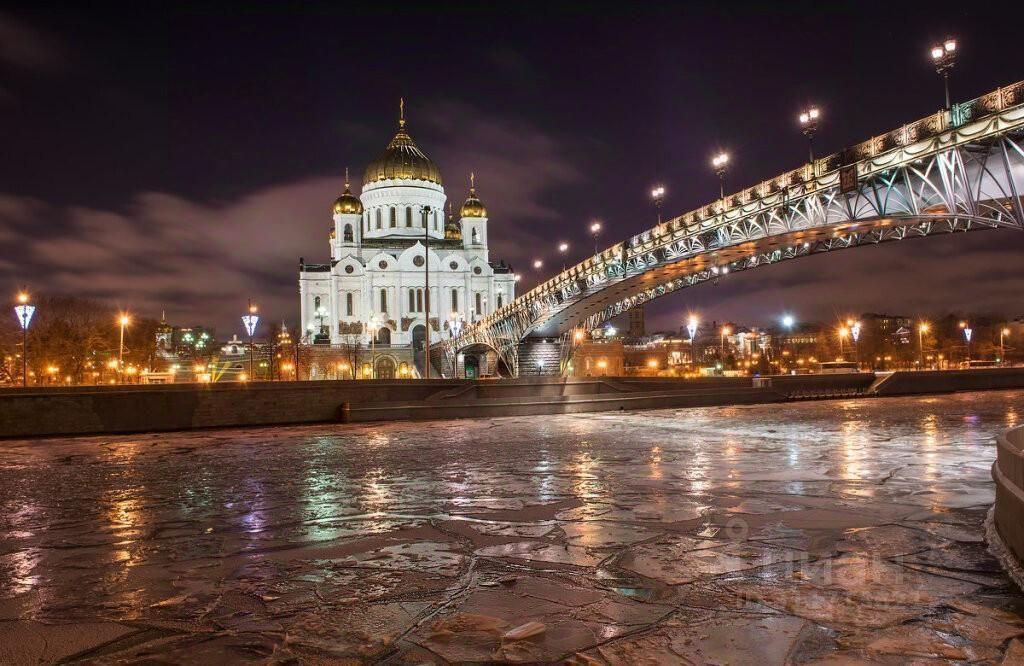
[298,106,515,376]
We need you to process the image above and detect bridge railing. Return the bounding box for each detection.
[463,80,1024,344]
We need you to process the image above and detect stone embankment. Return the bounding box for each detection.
[1,368,1023,438]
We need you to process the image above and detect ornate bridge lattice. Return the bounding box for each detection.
[438,82,1024,377]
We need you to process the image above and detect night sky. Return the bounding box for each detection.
[2,2,1021,336]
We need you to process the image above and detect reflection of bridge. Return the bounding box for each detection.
[438,82,1024,377]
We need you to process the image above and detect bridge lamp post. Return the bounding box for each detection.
[1001,327,1010,366]
[590,221,602,255]
[14,290,35,388]
[558,242,569,271]
[117,313,131,384]
[650,186,665,224]
[798,107,820,164]
[930,38,957,111]
[242,300,259,381]
[918,322,930,368]
[711,153,729,202]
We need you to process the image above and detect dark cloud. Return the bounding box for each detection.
[0,11,63,70]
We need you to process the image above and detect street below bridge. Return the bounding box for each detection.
[2,391,1023,663]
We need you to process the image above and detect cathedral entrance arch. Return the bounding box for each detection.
[411,324,426,351]
[464,355,480,379]
[375,356,396,379]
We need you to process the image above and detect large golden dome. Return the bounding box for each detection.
[363,103,442,186]
[332,168,364,215]
[459,172,487,218]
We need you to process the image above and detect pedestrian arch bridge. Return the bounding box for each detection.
[437,81,1024,377]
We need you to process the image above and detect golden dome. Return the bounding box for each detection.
[459,172,487,218]
[332,168,363,215]
[363,101,442,186]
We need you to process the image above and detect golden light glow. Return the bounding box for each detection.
[118,314,130,327]
[16,291,29,304]
[919,322,930,333]
[647,359,659,368]
[239,373,248,382]
[1003,328,1011,336]
[596,359,608,369]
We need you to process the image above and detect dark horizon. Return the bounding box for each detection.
[2,2,1022,337]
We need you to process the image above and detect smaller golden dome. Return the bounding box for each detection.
[459,172,487,218]
[332,168,363,215]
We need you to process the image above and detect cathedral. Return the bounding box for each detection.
[298,104,516,378]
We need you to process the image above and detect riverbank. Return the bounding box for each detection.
[2,368,1023,438]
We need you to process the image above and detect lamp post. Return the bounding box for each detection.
[118,313,130,384]
[241,300,259,381]
[1001,327,1010,366]
[14,291,35,387]
[781,314,795,364]
[650,186,665,224]
[590,221,602,255]
[449,311,464,378]
[367,313,380,379]
[930,38,958,111]
[798,106,820,164]
[850,320,861,370]
[711,153,729,201]
[838,325,848,360]
[960,320,972,364]
[918,322,930,369]
[558,242,569,271]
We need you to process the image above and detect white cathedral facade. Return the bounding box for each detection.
[298,108,516,377]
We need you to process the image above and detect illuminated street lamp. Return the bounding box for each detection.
[532,259,543,270]
[961,321,973,363]
[930,37,958,110]
[241,300,259,381]
[590,220,602,255]
[650,186,665,224]
[558,242,569,271]
[367,313,382,379]
[711,153,729,201]
[118,313,131,383]
[837,325,849,359]
[686,315,699,343]
[918,322,930,368]
[14,290,35,387]
[798,106,820,163]
[1001,327,1010,366]
[850,320,862,368]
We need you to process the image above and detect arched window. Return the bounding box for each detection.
[405,207,413,227]
[314,296,321,310]
[343,224,353,242]
[380,289,387,313]
[346,293,353,316]
[472,227,480,244]
[375,209,382,229]
[416,289,423,312]
[475,292,482,315]
[408,288,415,312]
[390,207,397,227]
[451,289,458,311]
[497,293,502,309]
[433,211,438,230]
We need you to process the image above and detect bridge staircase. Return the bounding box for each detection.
[517,340,563,377]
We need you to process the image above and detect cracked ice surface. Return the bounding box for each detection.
[1,391,1024,664]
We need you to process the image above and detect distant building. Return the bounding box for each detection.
[628,306,645,338]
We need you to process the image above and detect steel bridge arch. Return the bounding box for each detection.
[437,83,1024,377]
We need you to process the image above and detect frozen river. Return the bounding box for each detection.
[2,390,1024,663]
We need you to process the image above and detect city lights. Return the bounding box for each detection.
[686,315,699,342]
[241,300,260,380]
[650,186,665,223]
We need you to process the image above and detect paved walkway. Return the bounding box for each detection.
[2,391,1023,663]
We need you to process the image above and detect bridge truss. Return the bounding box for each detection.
[438,82,1024,377]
